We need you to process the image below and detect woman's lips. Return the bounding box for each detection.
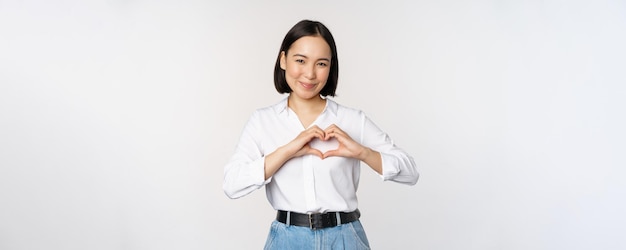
[300,81,316,90]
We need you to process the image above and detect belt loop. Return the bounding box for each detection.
[335,212,341,225]
[286,211,291,226]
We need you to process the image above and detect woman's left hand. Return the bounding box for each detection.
[322,124,367,160]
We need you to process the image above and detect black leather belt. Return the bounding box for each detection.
[276,209,360,230]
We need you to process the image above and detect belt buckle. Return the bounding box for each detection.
[309,213,314,230]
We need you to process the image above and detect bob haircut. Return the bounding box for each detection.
[274,20,339,97]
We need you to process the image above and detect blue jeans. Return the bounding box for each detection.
[263,220,371,250]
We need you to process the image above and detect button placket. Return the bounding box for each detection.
[303,154,317,211]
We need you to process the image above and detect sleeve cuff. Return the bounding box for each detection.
[252,156,272,185]
[379,152,400,181]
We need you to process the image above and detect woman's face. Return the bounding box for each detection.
[280,35,331,100]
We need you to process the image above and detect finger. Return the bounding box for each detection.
[325,130,346,142]
[324,124,344,133]
[323,131,332,140]
[309,127,326,139]
[325,124,338,130]
[323,129,337,140]
[301,129,324,142]
[324,126,348,139]
[314,130,326,141]
[323,125,334,135]
[309,125,326,134]
[308,148,324,158]
[323,149,341,158]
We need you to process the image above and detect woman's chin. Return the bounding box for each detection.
[292,91,321,100]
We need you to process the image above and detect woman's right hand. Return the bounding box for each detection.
[284,125,325,159]
[264,125,325,179]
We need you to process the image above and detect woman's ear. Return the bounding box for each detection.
[279,51,286,70]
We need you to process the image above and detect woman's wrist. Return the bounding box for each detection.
[357,147,373,161]
[359,147,383,174]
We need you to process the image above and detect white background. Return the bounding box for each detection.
[1,0,625,249]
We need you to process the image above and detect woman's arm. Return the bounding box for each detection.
[360,113,419,185]
[263,125,325,179]
[223,111,268,199]
[324,112,419,185]
[323,113,419,185]
[322,124,383,174]
[223,112,328,199]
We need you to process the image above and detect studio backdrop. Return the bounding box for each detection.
[1,0,625,249]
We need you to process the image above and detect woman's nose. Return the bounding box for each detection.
[304,64,316,79]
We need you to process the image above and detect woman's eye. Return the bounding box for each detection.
[295,59,305,64]
[317,62,328,67]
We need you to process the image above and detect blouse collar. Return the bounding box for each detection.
[273,96,338,117]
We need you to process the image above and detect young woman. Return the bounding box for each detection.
[223,20,419,250]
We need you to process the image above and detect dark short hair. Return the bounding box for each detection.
[274,20,339,97]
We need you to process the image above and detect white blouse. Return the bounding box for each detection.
[223,97,419,214]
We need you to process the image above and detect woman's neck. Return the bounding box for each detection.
[287,94,326,114]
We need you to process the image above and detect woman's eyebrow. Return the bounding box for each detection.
[293,54,330,61]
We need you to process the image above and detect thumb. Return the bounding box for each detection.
[308,148,324,159]
[323,149,340,159]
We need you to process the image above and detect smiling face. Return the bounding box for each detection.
[280,35,332,101]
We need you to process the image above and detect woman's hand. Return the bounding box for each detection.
[265,124,383,179]
[284,125,325,159]
[264,125,325,179]
[322,124,383,174]
[322,124,367,160]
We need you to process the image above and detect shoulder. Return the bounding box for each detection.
[247,97,288,120]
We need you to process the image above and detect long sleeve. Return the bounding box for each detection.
[223,111,271,199]
[223,98,417,212]
[360,113,419,185]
